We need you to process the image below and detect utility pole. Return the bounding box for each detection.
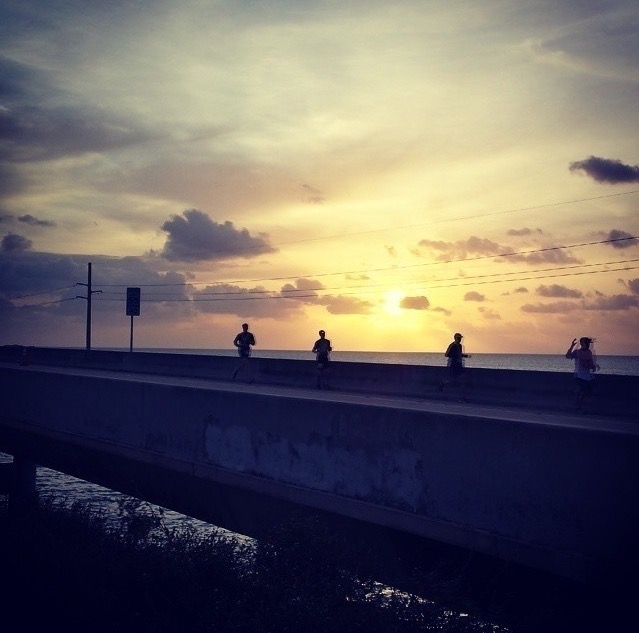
[76,262,102,351]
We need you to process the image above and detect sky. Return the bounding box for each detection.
[1,0,638,355]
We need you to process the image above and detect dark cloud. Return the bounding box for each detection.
[189,276,372,317]
[191,283,302,319]
[280,278,323,297]
[509,249,581,265]
[160,209,276,262]
[506,228,543,236]
[1,104,158,163]
[419,236,502,260]
[521,301,578,314]
[0,54,40,100]
[536,284,583,298]
[400,296,430,310]
[1,232,32,252]
[607,229,638,248]
[278,277,373,315]
[464,291,485,302]
[0,163,26,196]
[318,295,372,315]
[521,293,638,314]
[0,249,203,345]
[418,235,581,265]
[583,294,638,311]
[569,156,639,184]
[18,214,55,228]
[0,250,192,300]
[0,55,158,165]
[431,306,452,316]
[514,287,528,293]
[628,279,639,295]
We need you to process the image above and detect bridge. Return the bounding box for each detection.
[0,346,637,592]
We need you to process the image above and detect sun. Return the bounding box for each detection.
[383,289,404,316]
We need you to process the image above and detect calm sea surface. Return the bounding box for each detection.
[118,348,639,376]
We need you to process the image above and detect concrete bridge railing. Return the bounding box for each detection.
[0,345,635,419]
[1,351,638,588]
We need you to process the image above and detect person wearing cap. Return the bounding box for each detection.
[312,329,332,389]
[565,336,599,412]
[232,322,256,382]
[438,332,470,402]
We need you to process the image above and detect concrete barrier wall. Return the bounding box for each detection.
[0,345,636,418]
[1,363,638,585]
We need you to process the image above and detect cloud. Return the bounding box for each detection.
[417,235,581,265]
[1,233,32,252]
[628,279,639,295]
[569,156,639,183]
[464,291,485,302]
[521,301,579,314]
[400,295,430,310]
[191,283,303,319]
[1,104,158,164]
[279,278,324,302]
[319,295,373,315]
[431,306,452,316]
[522,294,638,314]
[478,307,501,320]
[583,294,638,311]
[159,209,276,262]
[419,236,503,260]
[301,183,325,204]
[502,286,529,296]
[510,249,581,265]
[607,229,638,248]
[536,284,583,298]
[506,228,543,236]
[18,214,55,228]
[277,277,373,315]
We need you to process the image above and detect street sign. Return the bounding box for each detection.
[126,287,141,316]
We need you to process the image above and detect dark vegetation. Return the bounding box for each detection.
[0,494,625,633]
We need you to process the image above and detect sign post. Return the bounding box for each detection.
[126,287,141,352]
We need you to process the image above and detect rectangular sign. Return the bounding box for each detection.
[126,287,141,316]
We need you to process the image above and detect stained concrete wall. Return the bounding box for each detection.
[1,359,638,587]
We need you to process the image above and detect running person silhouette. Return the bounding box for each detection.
[312,329,332,389]
[232,323,256,382]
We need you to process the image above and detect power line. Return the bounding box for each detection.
[6,260,637,312]
[91,257,639,299]
[0,296,79,313]
[2,229,637,313]
[91,264,639,303]
[150,189,639,257]
[94,234,639,288]
[5,286,75,301]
